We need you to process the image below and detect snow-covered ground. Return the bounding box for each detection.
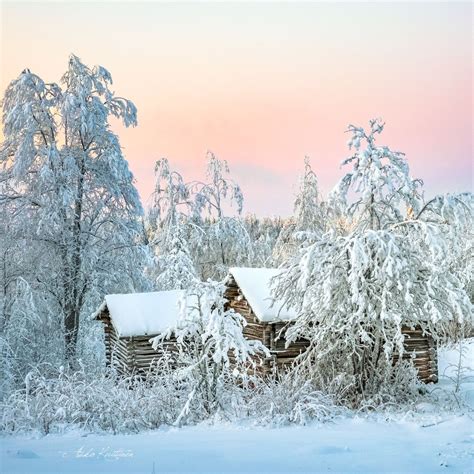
[1,416,473,474]
[1,342,473,474]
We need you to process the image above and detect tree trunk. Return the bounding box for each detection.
[64,150,86,362]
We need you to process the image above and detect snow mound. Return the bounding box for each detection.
[229,267,297,322]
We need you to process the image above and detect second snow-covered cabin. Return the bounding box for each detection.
[225,267,438,383]
[93,290,183,375]
[225,267,308,373]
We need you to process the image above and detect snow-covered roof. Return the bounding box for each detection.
[228,267,297,323]
[94,268,297,337]
[96,290,185,338]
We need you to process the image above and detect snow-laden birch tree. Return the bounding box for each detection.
[190,152,251,280]
[0,55,148,362]
[149,158,191,233]
[148,158,197,290]
[274,119,472,396]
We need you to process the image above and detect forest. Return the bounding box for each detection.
[0,56,472,443]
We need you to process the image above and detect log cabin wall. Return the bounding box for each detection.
[396,327,438,383]
[128,336,179,374]
[96,309,178,375]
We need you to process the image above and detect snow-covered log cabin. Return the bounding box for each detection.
[93,291,183,375]
[225,267,438,383]
[224,268,307,373]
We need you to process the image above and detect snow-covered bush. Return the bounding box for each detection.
[1,359,186,435]
[438,337,474,396]
[1,362,346,435]
[152,280,268,423]
[240,369,348,426]
[0,279,65,399]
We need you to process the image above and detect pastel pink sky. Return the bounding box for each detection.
[1,2,472,216]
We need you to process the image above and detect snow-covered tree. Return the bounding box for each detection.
[191,151,243,219]
[274,157,327,263]
[414,192,473,282]
[147,158,197,290]
[0,200,31,334]
[0,278,64,396]
[154,225,198,291]
[149,158,191,232]
[148,153,251,284]
[294,157,326,234]
[244,215,283,268]
[414,192,474,334]
[190,152,250,279]
[152,280,268,421]
[274,119,472,398]
[0,55,148,361]
[330,118,423,230]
